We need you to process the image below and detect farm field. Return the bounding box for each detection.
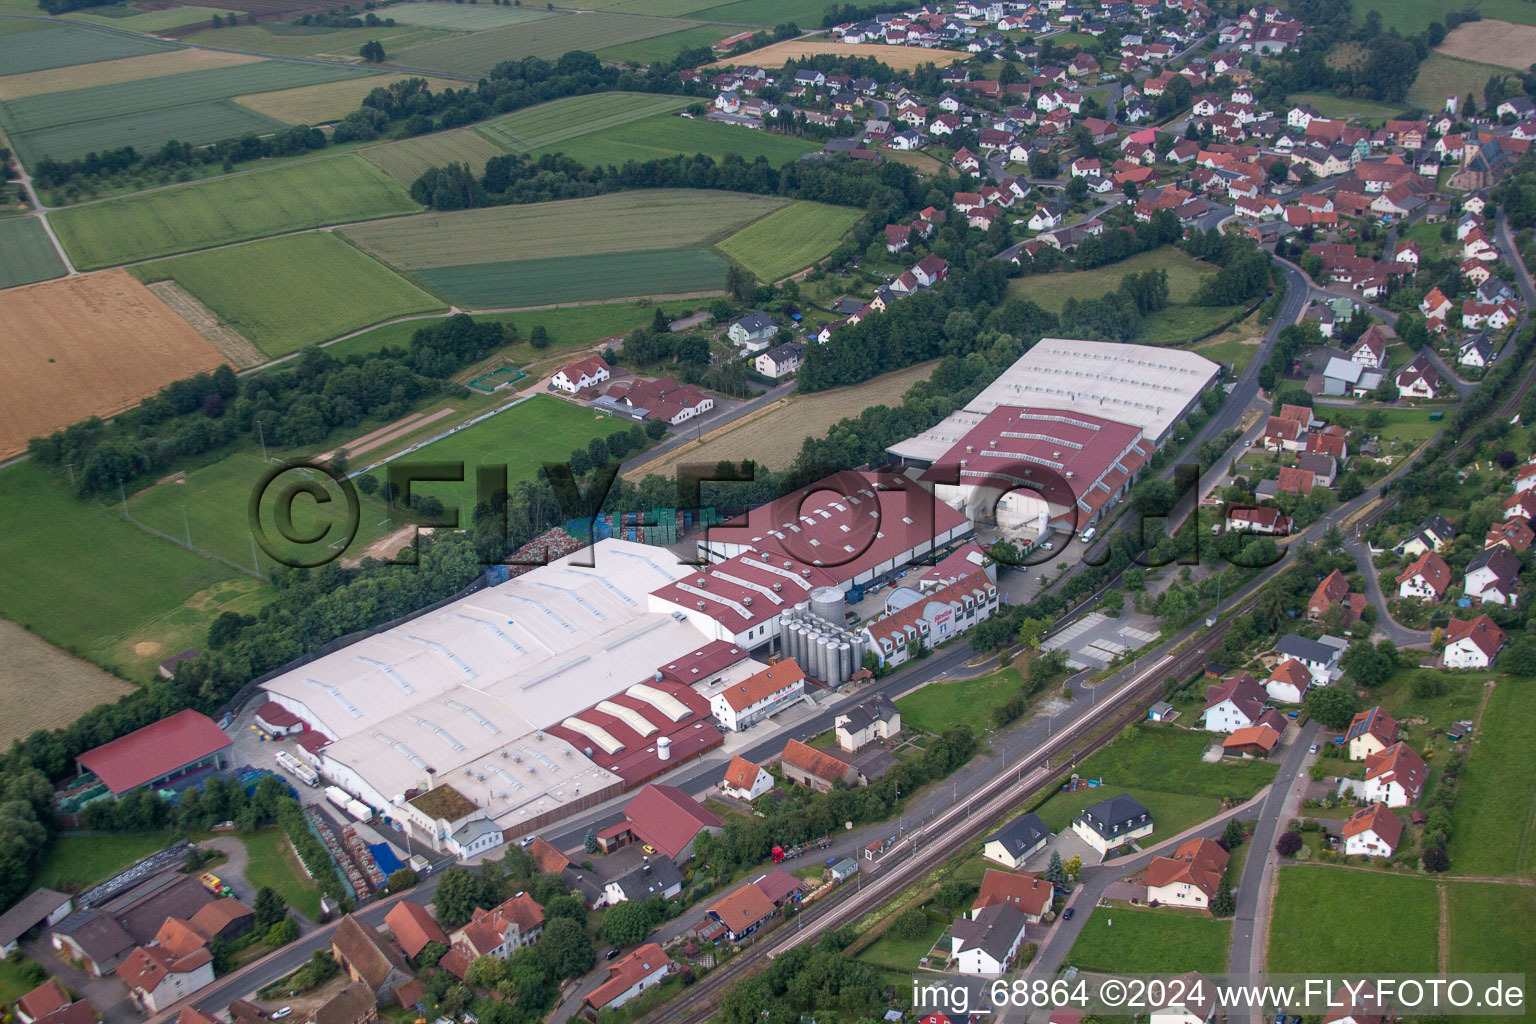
[361,126,511,186]
[477,92,694,153]
[0,59,373,164]
[630,359,937,477]
[51,155,420,268]
[412,247,729,307]
[178,22,450,59]
[0,49,261,102]
[1408,52,1509,110]
[707,39,967,69]
[716,200,860,281]
[691,0,854,27]
[1007,246,1217,312]
[1352,0,1536,35]
[0,619,134,746]
[0,24,173,77]
[0,270,227,459]
[64,5,246,31]
[236,72,456,125]
[0,461,256,676]
[340,188,785,268]
[0,217,67,289]
[1067,907,1230,974]
[392,13,702,74]
[131,233,445,357]
[379,2,559,29]
[567,0,719,14]
[532,112,821,168]
[1449,677,1536,876]
[1436,18,1536,68]
[1446,882,1536,1024]
[1268,867,1439,972]
[1283,91,1411,121]
[597,24,739,62]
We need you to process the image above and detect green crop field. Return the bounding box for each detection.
[1269,867,1439,972]
[341,188,785,269]
[376,2,560,29]
[0,60,374,164]
[0,218,66,289]
[1450,677,1536,876]
[688,0,834,26]
[177,22,449,59]
[1008,246,1217,312]
[716,200,859,280]
[0,461,256,672]
[1067,908,1230,974]
[570,0,719,15]
[131,233,445,357]
[1351,0,1536,34]
[412,247,728,307]
[1284,91,1413,121]
[366,394,634,491]
[532,112,822,167]
[65,6,251,32]
[0,24,173,76]
[392,12,702,73]
[1408,52,1507,110]
[477,92,694,153]
[52,155,420,268]
[361,126,512,186]
[597,24,740,62]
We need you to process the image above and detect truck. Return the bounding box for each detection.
[274,750,319,788]
[198,872,230,897]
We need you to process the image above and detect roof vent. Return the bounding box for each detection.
[743,596,753,605]
[697,600,707,609]
[773,583,783,592]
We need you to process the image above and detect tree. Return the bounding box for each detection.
[387,867,417,893]
[359,40,386,62]
[434,866,483,927]
[891,908,928,940]
[1210,877,1235,917]
[1043,850,1066,883]
[253,886,287,932]
[936,879,974,913]
[1304,685,1357,730]
[529,325,550,349]
[1062,855,1082,879]
[266,917,300,947]
[536,917,594,979]
[584,827,599,854]
[1422,846,1449,872]
[1065,175,1089,204]
[1222,818,1245,849]
[726,264,756,303]
[1275,830,1303,856]
[1342,639,1395,688]
[600,900,654,947]
[1017,617,1050,648]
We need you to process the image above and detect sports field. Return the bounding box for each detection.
[1007,246,1217,312]
[597,24,739,63]
[361,127,511,186]
[178,22,450,60]
[477,92,694,153]
[236,73,456,125]
[132,233,446,357]
[530,112,821,167]
[341,188,785,269]
[0,619,134,746]
[393,12,702,73]
[52,155,420,268]
[0,270,227,460]
[716,201,860,281]
[413,247,729,307]
[374,2,559,29]
[1408,52,1508,110]
[364,394,634,491]
[0,24,173,77]
[706,39,967,69]
[0,217,67,289]
[0,50,261,102]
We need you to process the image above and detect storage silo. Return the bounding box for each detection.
[837,642,852,684]
[809,586,847,628]
[778,614,794,658]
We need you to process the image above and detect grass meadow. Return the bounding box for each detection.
[240,828,323,920]
[52,155,420,268]
[0,217,66,289]
[477,92,694,153]
[178,22,449,60]
[412,247,729,307]
[1407,52,1509,111]
[1446,882,1536,1023]
[1007,246,1217,313]
[533,112,821,167]
[597,24,740,62]
[1284,91,1413,121]
[0,24,172,76]
[131,233,445,357]
[716,201,862,281]
[1351,0,1536,34]
[1067,907,1230,974]
[36,832,181,894]
[361,127,512,186]
[1269,866,1439,972]
[1449,677,1536,876]
[392,13,701,74]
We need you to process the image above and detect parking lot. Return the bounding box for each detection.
[1040,611,1161,672]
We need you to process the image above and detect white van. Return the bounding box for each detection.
[1079,526,1096,544]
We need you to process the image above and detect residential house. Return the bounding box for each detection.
[1223,723,1281,758]
[780,738,862,791]
[1465,546,1522,606]
[1275,634,1340,685]
[1264,658,1312,705]
[1395,514,1456,557]
[709,658,806,731]
[1225,506,1292,535]
[1395,353,1444,399]
[583,943,672,1014]
[1149,971,1219,1024]
[310,982,377,1024]
[719,756,774,801]
[705,883,776,942]
[1145,837,1229,909]
[754,342,804,379]
[116,944,214,1013]
[1350,325,1391,369]
[1027,201,1067,231]
[1307,569,1366,623]
[885,222,912,253]
[727,311,778,348]
[1297,452,1339,488]
[1396,550,1452,600]
[449,894,544,960]
[1346,706,1400,761]
[15,981,71,1024]
[972,869,1052,922]
[834,695,901,752]
[1342,803,1403,858]
[1202,673,1267,733]
[1460,333,1495,369]
[383,902,446,962]
[1443,614,1507,669]
[981,813,1051,869]
[550,356,610,394]
[1276,467,1316,497]
[605,376,714,425]
[1072,794,1154,857]
[949,903,1030,975]
[1486,516,1535,551]
[1363,741,1426,806]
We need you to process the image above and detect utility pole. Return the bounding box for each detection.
[182,505,192,548]
[257,419,267,461]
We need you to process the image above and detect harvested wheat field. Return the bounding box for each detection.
[0,619,133,745]
[0,49,260,101]
[629,359,937,478]
[1436,19,1536,69]
[708,40,966,70]
[0,269,227,459]
[235,73,459,125]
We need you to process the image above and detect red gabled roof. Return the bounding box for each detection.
[1445,614,1506,658]
[16,980,69,1022]
[385,901,448,959]
[623,785,722,859]
[1397,550,1451,593]
[722,755,767,792]
[1145,836,1229,897]
[584,943,670,1010]
[1364,742,1426,799]
[77,709,231,795]
[1341,803,1403,849]
[714,659,805,712]
[781,738,853,784]
[973,868,1052,917]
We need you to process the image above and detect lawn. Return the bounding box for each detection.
[0,461,255,676]
[477,92,695,154]
[1055,725,1279,801]
[1446,881,1536,1023]
[1326,406,1446,445]
[0,24,172,77]
[52,155,420,269]
[0,957,42,1007]
[1371,665,1486,736]
[597,24,739,63]
[895,663,1027,735]
[1007,247,1217,313]
[1407,52,1510,111]
[1033,785,1223,843]
[1066,906,1230,974]
[1196,337,1262,373]
[1450,677,1536,877]
[241,828,323,921]
[716,201,861,281]
[131,233,446,357]
[1138,304,1248,347]
[392,13,702,74]
[35,832,180,893]
[1268,866,1439,972]
[410,247,730,307]
[360,127,512,187]
[1284,91,1412,121]
[530,112,822,168]
[856,910,948,971]
[0,217,66,289]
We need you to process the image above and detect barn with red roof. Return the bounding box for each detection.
[75,710,232,796]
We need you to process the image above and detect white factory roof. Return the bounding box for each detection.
[888,338,1220,463]
[262,539,717,824]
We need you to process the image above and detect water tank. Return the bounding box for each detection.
[778,614,794,657]
[818,636,835,684]
[810,586,847,628]
[790,624,806,668]
[838,642,852,684]
[657,736,672,761]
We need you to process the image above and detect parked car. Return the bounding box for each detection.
[1062,907,1075,920]
[272,1010,292,1020]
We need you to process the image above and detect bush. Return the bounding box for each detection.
[1275,831,1303,856]
[891,908,928,940]
[386,867,417,892]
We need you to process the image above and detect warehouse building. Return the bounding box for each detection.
[74,710,232,797]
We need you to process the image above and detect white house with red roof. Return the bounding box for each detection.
[1443,614,1507,669]
[719,756,773,801]
[583,943,672,1013]
[1145,837,1229,908]
[1202,673,1267,733]
[707,658,805,731]
[1345,706,1399,761]
[551,355,610,394]
[1396,550,1451,600]
[1363,742,1426,807]
[1342,803,1403,857]
[1225,506,1291,535]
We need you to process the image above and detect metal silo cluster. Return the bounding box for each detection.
[776,591,866,689]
